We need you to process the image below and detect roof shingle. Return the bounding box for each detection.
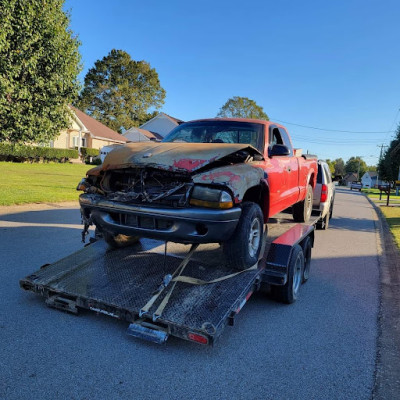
[70,106,127,143]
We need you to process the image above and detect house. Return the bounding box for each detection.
[342,172,358,186]
[51,106,127,151]
[361,171,383,188]
[136,112,183,139]
[123,126,163,142]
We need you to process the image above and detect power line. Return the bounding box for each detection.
[271,118,395,134]
[291,136,377,145]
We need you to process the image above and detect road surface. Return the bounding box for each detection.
[0,189,383,399]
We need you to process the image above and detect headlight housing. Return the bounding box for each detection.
[190,186,233,209]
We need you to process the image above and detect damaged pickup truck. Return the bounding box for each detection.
[78,119,317,270]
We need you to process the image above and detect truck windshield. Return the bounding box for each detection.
[163,121,264,152]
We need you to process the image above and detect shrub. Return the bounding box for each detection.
[0,143,79,162]
[80,147,100,157]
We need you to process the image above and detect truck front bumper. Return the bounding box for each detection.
[80,193,242,243]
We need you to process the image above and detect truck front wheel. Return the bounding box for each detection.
[223,202,264,271]
[292,184,313,222]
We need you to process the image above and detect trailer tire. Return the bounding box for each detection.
[103,231,140,249]
[222,202,264,271]
[292,184,313,223]
[271,244,304,304]
[301,237,312,283]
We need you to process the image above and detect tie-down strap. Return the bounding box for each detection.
[139,243,259,321]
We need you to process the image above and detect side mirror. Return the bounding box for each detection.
[269,144,290,157]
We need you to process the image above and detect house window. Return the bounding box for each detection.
[81,138,86,147]
[72,136,79,147]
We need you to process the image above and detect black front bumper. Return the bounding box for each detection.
[80,194,242,243]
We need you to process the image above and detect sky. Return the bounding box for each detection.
[64,0,400,166]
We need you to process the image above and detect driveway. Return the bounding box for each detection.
[0,189,385,399]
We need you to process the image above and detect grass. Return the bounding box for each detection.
[0,161,90,206]
[362,188,400,204]
[380,206,400,249]
[362,188,400,249]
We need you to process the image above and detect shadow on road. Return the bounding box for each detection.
[328,215,376,232]
[0,208,81,224]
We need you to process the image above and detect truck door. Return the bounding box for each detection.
[265,126,291,215]
[279,127,300,205]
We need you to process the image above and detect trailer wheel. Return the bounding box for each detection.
[223,202,264,271]
[271,244,304,304]
[292,185,313,223]
[103,231,140,249]
[301,237,312,283]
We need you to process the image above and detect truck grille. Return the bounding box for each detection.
[110,212,173,231]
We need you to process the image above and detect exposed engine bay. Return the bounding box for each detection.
[98,168,193,207]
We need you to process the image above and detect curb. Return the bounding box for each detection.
[367,197,400,399]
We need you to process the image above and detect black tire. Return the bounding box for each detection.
[329,200,334,220]
[316,211,329,230]
[292,184,313,223]
[270,244,304,304]
[103,231,140,249]
[222,202,264,271]
[301,237,312,283]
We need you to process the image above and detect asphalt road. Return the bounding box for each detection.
[0,188,381,400]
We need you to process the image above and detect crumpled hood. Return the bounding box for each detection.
[102,142,263,173]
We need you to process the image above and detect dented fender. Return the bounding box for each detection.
[193,164,265,202]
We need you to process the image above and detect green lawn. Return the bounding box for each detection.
[363,188,400,204]
[380,206,400,249]
[0,162,90,206]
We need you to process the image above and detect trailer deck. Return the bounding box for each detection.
[20,213,317,346]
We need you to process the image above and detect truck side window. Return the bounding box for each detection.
[269,127,283,147]
[278,128,293,156]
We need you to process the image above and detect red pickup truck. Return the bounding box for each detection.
[78,118,317,270]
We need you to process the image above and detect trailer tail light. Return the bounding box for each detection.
[320,184,328,203]
[188,332,209,345]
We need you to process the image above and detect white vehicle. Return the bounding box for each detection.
[99,144,122,163]
[313,160,335,230]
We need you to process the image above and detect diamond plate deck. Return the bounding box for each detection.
[21,240,260,339]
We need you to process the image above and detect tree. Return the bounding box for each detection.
[0,0,81,144]
[76,49,166,133]
[217,96,269,120]
[333,158,345,177]
[345,156,367,179]
[378,124,400,183]
[325,159,335,175]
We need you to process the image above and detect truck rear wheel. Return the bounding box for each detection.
[270,244,304,304]
[223,202,264,271]
[292,184,313,223]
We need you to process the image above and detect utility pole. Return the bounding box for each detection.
[376,144,388,186]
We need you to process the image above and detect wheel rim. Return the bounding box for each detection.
[248,218,261,258]
[293,254,302,295]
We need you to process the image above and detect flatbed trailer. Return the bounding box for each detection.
[20,214,317,346]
